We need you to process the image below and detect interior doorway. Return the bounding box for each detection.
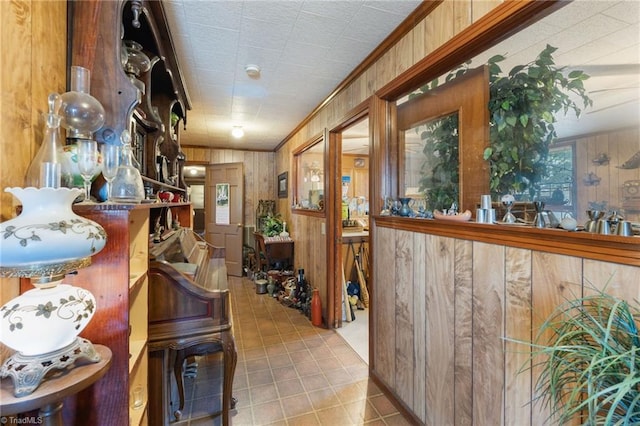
[183,163,206,235]
[335,116,370,364]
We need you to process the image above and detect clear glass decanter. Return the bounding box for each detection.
[25,93,63,188]
[110,130,145,203]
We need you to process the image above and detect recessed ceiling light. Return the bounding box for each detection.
[245,64,261,79]
[231,126,244,138]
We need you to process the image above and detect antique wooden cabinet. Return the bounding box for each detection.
[70,0,191,196]
[32,202,193,425]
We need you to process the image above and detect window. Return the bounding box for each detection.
[396,66,490,213]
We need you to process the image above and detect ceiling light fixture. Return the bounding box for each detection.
[231,126,244,139]
[245,64,261,79]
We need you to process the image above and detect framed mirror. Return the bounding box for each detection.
[293,132,325,212]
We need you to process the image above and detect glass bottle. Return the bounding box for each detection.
[110,130,145,203]
[25,94,63,188]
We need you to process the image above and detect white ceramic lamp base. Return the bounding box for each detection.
[1,337,100,397]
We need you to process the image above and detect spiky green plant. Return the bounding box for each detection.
[529,289,640,425]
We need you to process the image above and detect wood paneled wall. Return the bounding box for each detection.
[373,223,640,425]
[0,0,67,361]
[181,146,275,236]
[272,0,502,324]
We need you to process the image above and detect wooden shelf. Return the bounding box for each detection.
[129,340,147,374]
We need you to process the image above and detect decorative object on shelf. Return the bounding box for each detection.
[100,143,120,201]
[398,197,412,217]
[111,130,145,203]
[0,187,107,397]
[433,209,472,221]
[501,194,516,223]
[584,209,605,233]
[617,150,640,169]
[533,200,546,228]
[59,66,105,141]
[279,221,289,238]
[25,94,63,189]
[591,152,610,166]
[59,66,106,191]
[583,171,601,186]
[123,40,151,92]
[76,140,100,203]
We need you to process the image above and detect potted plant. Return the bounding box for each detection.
[414,45,593,207]
[262,213,284,237]
[484,44,592,198]
[520,285,640,425]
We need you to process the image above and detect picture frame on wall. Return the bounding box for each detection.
[278,172,288,198]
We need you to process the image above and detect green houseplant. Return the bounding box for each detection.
[261,213,283,237]
[484,44,592,198]
[523,286,640,425]
[414,45,592,207]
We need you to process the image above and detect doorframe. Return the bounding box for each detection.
[327,99,372,330]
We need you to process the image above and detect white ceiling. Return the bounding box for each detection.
[164,0,639,153]
[163,0,421,151]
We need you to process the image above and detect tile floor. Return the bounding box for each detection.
[172,276,411,425]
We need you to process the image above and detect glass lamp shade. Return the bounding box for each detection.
[59,66,106,140]
[124,40,151,77]
[0,187,106,275]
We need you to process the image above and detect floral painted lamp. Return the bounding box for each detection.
[0,80,107,397]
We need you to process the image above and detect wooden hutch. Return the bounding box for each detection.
[41,1,194,424]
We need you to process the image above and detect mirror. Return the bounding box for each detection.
[293,133,325,211]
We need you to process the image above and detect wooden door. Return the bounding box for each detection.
[205,163,244,276]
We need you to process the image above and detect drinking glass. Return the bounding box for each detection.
[100,143,120,201]
[76,140,99,202]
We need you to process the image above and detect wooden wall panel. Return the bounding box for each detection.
[583,259,640,303]
[183,147,275,237]
[531,252,583,425]
[453,238,473,425]
[394,230,414,404]
[370,225,640,425]
[504,247,532,426]
[412,233,427,422]
[472,241,505,425]
[373,225,396,384]
[425,234,456,425]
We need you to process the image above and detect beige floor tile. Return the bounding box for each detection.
[174,277,407,425]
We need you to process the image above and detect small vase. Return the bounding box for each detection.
[398,197,412,217]
[311,288,322,327]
